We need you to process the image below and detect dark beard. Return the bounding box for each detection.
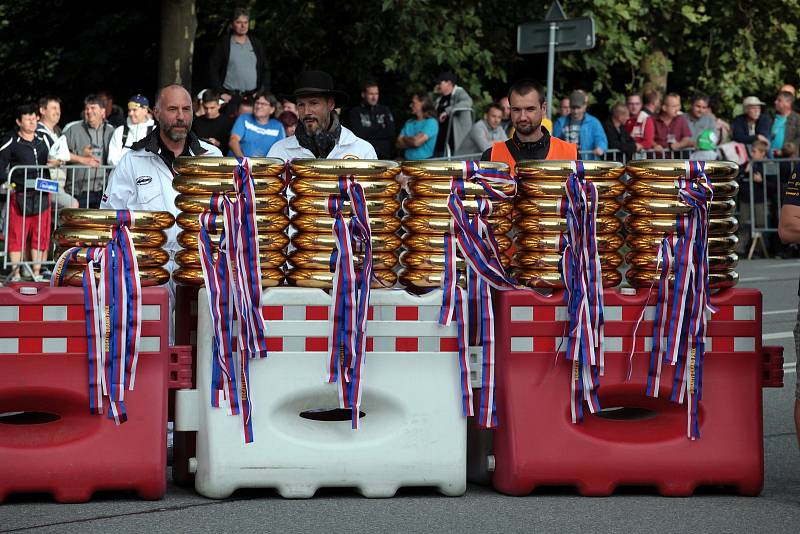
[295,111,342,158]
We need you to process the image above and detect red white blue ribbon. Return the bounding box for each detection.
[327,176,372,429]
[51,211,142,425]
[439,161,516,429]
[558,161,605,424]
[198,158,269,443]
[646,161,716,439]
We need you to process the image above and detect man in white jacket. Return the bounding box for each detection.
[268,71,376,160]
[101,85,221,340]
[108,94,156,166]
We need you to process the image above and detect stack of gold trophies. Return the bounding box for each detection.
[511,160,625,288]
[52,208,174,285]
[623,160,740,289]
[286,159,402,288]
[171,157,289,287]
[397,161,514,291]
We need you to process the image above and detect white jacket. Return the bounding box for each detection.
[108,118,157,166]
[267,125,377,160]
[100,133,221,252]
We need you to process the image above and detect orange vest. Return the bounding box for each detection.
[489,137,578,176]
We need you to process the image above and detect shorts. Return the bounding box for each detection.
[7,193,52,252]
[794,306,800,400]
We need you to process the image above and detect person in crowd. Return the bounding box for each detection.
[603,102,636,160]
[191,90,233,154]
[738,139,771,256]
[277,110,298,137]
[457,102,506,155]
[559,97,571,118]
[685,92,717,141]
[625,92,655,152]
[395,93,438,160]
[280,98,297,117]
[732,96,771,150]
[0,103,56,282]
[268,71,376,160]
[433,71,473,155]
[653,93,694,153]
[482,79,576,168]
[35,95,77,210]
[553,90,607,160]
[237,94,254,117]
[499,95,512,135]
[208,7,269,118]
[228,90,284,157]
[108,95,156,166]
[771,91,800,157]
[642,89,661,115]
[347,81,396,159]
[691,129,719,160]
[97,90,126,128]
[63,94,114,207]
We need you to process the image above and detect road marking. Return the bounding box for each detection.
[739,276,770,282]
[763,261,800,269]
[763,309,797,316]
[785,362,796,375]
[763,332,794,340]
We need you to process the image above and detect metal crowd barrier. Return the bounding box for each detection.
[744,157,800,259]
[443,107,475,159]
[2,164,114,280]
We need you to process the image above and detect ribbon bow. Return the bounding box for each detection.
[198,158,269,443]
[439,161,517,429]
[52,210,142,425]
[558,161,605,424]
[646,160,716,439]
[327,176,373,429]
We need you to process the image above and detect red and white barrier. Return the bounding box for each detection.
[176,287,468,498]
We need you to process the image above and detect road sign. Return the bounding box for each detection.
[516,17,596,55]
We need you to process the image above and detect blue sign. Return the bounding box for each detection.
[35,178,59,193]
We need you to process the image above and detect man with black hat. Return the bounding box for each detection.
[108,94,156,165]
[267,70,376,160]
[434,71,473,155]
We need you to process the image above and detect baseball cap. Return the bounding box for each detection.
[569,90,586,108]
[128,94,150,109]
[697,129,719,151]
[742,96,765,107]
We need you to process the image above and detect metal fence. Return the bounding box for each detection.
[743,157,800,258]
[2,164,113,279]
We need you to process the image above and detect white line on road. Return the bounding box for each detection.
[762,261,800,269]
[785,362,796,375]
[740,276,770,282]
[763,332,794,340]
[763,309,797,316]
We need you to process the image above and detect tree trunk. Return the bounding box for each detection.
[641,48,670,93]
[158,0,197,91]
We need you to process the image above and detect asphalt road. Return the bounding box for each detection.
[2,259,799,533]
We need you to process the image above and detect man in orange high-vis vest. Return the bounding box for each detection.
[482,79,577,172]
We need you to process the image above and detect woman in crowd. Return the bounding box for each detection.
[396,92,438,160]
[228,90,285,157]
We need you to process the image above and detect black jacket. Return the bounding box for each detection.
[208,33,270,93]
[0,132,52,213]
[603,119,636,159]
[731,114,772,146]
[346,103,396,159]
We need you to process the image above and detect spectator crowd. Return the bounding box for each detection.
[2,6,800,280]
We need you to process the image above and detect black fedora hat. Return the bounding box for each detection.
[284,70,349,106]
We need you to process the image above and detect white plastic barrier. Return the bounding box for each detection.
[176,287,468,498]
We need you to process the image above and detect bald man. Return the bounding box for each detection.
[102,85,221,248]
[101,85,222,341]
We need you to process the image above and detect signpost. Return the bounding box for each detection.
[516,0,596,120]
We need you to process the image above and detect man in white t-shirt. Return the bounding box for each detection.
[108,95,156,165]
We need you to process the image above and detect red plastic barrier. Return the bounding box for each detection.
[492,287,766,496]
[761,345,784,388]
[0,284,169,503]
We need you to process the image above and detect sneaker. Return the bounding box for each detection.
[9,273,22,283]
[32,274,45,283]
